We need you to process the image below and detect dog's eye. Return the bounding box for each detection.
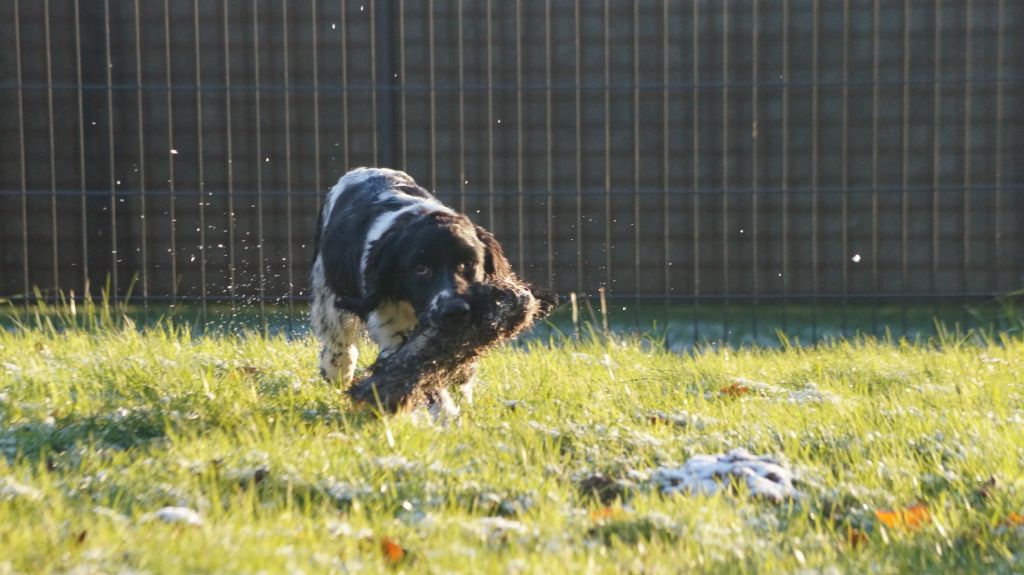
[414,264,431,277]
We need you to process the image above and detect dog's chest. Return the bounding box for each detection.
[367,301,418,355]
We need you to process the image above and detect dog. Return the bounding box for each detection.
[310,167,513,413]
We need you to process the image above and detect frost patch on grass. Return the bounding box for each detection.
[326,519,373,539]
[649,449,801,502]
[322,479,373,506]
[720,378,841,405]
[641,410,718,430]
[373,455,418,472]
[0,477,42,501]
[786,383,840,405]
[471,517,529,541]
[148,506,204,526]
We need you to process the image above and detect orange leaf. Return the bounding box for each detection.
[1002,512,1024,527]
[720,383,751,398]
[874,503,930,531]
[380,537,405,564]
[846,527,868,549]
[589,507,621,523]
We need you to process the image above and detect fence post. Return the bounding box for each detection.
[374,0,395,168]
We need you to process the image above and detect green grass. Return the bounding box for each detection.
[1,312,1023,573]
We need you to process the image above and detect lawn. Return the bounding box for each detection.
[1,310,1023,573]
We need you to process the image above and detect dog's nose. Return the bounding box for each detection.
[438,298,471,318]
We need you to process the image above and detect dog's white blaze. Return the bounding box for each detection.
[359,198,452,289]
[428,289,454,314]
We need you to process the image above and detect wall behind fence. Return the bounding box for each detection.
[2,0,1022,310]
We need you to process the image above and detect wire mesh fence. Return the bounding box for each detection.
[1,0,1022,341]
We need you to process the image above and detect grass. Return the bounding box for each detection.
[1,305,1023,573]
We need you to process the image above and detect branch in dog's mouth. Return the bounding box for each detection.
[347,276,551,413]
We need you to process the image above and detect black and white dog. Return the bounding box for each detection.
[310,167,511,412]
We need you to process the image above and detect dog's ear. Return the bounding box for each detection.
[474,225,512,279]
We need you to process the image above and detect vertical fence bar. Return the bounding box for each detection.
[75,0,88,297]
[662,0,670,320]
[575,0,583,296]
[253,0,266,331]
[840,0,850,336]
[45,0,59,296]
[962,0,972,325]
[931,1,941,320]
[603,0,611,293]
[751,0,760,342]
[516,0,525,278]
[428,0,436,191]
[399,0,407,169]
[369,0,378,166]
[781,0,790,335]
[871,0,880,336]
[374,0,394,168]
[283,0,294,331]
[546,0,555,291]
[164,0,178,305]
[14,0,29,304]
[901,0,910,336]
[633,0,640,321]
[223,0,236,318]
[312,0,320,197]
[721,0,730,342]
[135,0,148,312]
[341,0,349,169]
[104,0,118,300]
[994,0,1004,300]
[811,0,820,343]
[195,0,207,320]
[486,0,494,229]
[691,0,700,343]
[458,0,466,213]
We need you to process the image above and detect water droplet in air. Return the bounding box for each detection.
[851,254,862,263]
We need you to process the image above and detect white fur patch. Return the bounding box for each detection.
[428,289,455,314]
[367,300,418,355]
[310,255,361,384]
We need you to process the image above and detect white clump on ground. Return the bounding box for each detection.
[649,448,801,502]
[785,383,840,405]
[724,377,840,405]
[149,506,204,526]
[0,477,42,501]
[472,517,529,539]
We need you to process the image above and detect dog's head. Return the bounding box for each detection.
[365,212,511,322]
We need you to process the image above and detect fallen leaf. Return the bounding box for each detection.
[874,503,930,531]
[1002,512,1024,527]
[380,537,405,564]
[589,507,623,523]
[846,527,868,549]
[720,383,751,398]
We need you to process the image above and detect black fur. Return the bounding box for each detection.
[314,169,511,323]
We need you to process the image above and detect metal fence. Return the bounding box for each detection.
[2,1,1022,334]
